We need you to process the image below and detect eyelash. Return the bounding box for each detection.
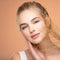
[34,20,40,23]
[22,26,28,30]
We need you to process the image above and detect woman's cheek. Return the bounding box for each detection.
[22,29,30,37]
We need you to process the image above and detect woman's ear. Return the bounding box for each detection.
[16,24,21,32]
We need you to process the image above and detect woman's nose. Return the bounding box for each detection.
[29,25,35,33]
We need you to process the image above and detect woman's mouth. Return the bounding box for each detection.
[31,33,40,39]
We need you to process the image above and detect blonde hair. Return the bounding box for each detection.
[16,1,60,47]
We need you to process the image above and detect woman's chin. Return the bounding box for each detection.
[31,39,43,45]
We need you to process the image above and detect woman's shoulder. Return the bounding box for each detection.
[11,51,21,60]
[11,49,34,60]
[11,52,21,60]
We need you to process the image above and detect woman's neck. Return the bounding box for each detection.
[38,35,60,56]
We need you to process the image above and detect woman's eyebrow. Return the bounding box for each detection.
[31,17,39,22]
[19,23,27,28]
[19,17,39,28]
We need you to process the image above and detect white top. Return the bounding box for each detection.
[19,51,27,60]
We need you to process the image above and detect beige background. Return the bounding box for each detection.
[0,0,60,60]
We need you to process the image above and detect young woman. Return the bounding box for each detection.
[12,1,60,60]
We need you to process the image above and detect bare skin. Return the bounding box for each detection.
[11,38,60,60]
[11,7,60,60]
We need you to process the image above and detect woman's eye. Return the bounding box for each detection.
[34,20,40,23]
[21,26,27,30]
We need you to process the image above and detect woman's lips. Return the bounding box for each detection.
[31,33,40,39]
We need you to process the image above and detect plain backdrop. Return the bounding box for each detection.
[0,0,60,60]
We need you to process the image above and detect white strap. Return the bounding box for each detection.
[19,51,27,60]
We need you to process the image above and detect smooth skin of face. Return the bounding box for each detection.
[12,7,60,60]
[18,7,48,44]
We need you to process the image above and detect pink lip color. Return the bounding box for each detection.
[31,33,40,39]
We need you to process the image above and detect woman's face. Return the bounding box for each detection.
[18,7,48,44]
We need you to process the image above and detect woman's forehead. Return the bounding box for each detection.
[18,8,43,23]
